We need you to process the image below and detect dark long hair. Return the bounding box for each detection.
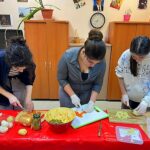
[84,29,106,60]
[5,36,34,67]
[130,36,150,76]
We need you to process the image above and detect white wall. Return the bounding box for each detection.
[0,0,150,41]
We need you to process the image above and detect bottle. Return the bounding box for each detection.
[31,113,41,130]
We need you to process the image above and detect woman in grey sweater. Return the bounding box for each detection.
[57,29,106,112]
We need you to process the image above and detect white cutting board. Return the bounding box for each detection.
[71,105,109,129]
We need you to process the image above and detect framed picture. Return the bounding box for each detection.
[110,0,124,10]
[18,7,31,18]
[0,0,4,2]
[0,14,11,26]
[138,0,147,9]
[17,0,28,2]
[73,0,86,9]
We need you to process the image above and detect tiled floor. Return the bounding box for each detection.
[33,100,121,110]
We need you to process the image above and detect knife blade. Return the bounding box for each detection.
[22,107,26,110]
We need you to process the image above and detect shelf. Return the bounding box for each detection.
[69,43,111,47]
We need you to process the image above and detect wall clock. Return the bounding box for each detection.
[90,12,105,29]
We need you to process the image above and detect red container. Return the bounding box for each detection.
[123,15,131,22]
[45,107,76,133]
[49,121,72,133]
[41,9,53,19]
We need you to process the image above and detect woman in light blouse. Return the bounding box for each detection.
[116,36,150,115]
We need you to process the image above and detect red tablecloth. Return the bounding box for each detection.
[0,110,150,150]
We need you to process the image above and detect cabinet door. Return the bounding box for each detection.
[46,22,69,99]
[107,23,137,100]
[136,24,150,37]
[25,22,50,99]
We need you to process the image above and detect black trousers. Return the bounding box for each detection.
[121,100,140,109]
[122,100,150,111]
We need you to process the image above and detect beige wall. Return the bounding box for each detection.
[0,0,150,40]
[97,44,111,100]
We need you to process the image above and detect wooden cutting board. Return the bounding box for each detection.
[140,113,150,138]
[140,124,150,138]
[107,109,148,125]
[108,109,150,138]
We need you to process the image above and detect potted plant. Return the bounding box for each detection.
[17,0,60,29]
[123,8,132,22]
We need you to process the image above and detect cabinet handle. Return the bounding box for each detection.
[45,61,49,72]
[49,61,52,69]
[45,61,47,68]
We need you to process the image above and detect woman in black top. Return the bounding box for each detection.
[0,36,36,111]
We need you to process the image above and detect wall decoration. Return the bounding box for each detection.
[73,0,86,9]
[101,0,105,11]
[138,0,147,9]
[18,7,31,18]
[0,14,11,26]
[90,12,105,28]
[93,0,105,11]
[17,0,28,2]
[110,0,124,10]
[0,0,4,2]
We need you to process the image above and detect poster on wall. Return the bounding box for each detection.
[93,0,105,11]
[0,0,4,2]
[73,0,86,9]
[0,14,11,26]
[18,7,31,18]
[17,0,28,2]
[110,0,124,10]
[138,0,147,9]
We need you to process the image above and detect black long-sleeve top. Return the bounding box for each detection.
[0,50,36,106]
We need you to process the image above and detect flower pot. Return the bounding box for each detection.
[41,9,53,19]
[123,15,131,22]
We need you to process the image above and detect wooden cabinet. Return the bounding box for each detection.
[107,21,150,100]
[24,20,69,99]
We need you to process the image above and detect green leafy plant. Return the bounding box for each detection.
[17,0,60,30]
[125,8,132,15]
